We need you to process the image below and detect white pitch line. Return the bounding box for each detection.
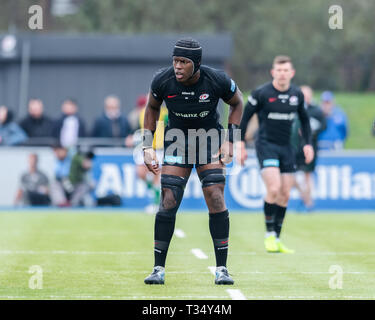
[191,248,208,259]
[174,229,186,238]
[227,289,247,300]
[0,250,145,255]
[208,266,216,275]
[1,295,375,300]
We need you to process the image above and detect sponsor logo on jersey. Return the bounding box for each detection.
[268,97,277,103]
[289,95,299,106]
[248,95,257,106]
[278,94,289,99]
[199,111,209,118]
[267,112,296,120]
[278,94,289,103]
[199,93,210,103]
[173,111,198,118]
[182,91,195,95]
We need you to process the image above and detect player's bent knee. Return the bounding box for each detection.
[156,174,188,219]
[199,169,226,188]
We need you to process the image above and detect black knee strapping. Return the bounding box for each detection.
[156,174,188,220]
[199,169,226,188]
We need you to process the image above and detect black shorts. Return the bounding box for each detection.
[163,125,224,168]
[255,140,296,173]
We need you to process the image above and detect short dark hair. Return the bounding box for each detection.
[273,55,293,67]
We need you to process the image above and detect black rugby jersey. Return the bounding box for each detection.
[240,82,311,146]
[150,65,237,129]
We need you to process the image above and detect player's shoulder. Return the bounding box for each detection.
[200,65,230,83]
[151,66,175,86]
[289,84,304,97]
[254,82,273,94]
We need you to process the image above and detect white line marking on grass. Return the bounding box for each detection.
[208,266,216,275]
[227,289,247,300]
[1,295,375,300]
[191,248,208,259]
[174,229,186,238]
[0,295,229,300]
[0,250,146,255]
[230,252,375,256]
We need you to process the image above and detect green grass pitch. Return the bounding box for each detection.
[0,210,374,300]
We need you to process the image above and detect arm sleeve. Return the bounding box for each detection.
[297,94,312,146]
[239,90,261,141]
[218,72,237,102]
[316,108,327,135]
[150,72,164,102]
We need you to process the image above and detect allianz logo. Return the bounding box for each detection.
[227,160,375,208]
[268,112,296,120]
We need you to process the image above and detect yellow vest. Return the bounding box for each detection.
[139,106,168,150]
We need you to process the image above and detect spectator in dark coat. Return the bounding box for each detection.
[92,95,131,139]
[0,105,28,146]
[19,98,54,138]
[52,99,86,148]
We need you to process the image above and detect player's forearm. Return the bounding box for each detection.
[143,105,160,133]
[228,90,243,126]
[239,102,257,141]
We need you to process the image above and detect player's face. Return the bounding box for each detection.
[271,62,295,87]
[173,57,194,82]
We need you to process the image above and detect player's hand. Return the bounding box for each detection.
[143,147,160,175]
[303,144,314,164]
[216,141,233,165]
[235,141,248,166]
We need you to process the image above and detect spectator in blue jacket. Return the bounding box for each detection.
[92,95,131,140]
[0,105,28,146]
[318,91,349,150]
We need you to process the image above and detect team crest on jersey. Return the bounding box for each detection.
[199,93,210,102]
[289,95,299,106]
[199,111,209,118]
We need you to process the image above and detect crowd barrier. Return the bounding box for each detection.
[93,149,375,211]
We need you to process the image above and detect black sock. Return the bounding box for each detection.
[209,210,230,267]
[154,214,176,267]
[264,201,277,233]
[274,205,287,238]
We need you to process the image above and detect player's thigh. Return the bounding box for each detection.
[196,163,226,213]
[261,167,282,193]
[280,173,295,196]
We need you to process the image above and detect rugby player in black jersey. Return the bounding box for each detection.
[142,38,243,285]
[237,56,313,253]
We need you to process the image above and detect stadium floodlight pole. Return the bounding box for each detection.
[18,40,31,119]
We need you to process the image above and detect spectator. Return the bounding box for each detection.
[68,148,96,207]
[53,99,86,148]
[14,153,50,206]
[50,143,72,207]
[19,99,54,138]
[92,95,131,142]
[318,91,349,150]
[128,94,148,133]
[0,105,28,146]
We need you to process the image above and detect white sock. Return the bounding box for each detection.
[265,231,276,238]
